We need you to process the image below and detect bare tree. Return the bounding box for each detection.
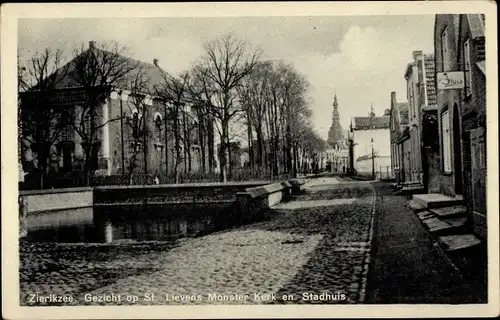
[236,61,273,174]
[155,71,191,183]
[70,41,139,186]
[18,48,69,189]
[186,71,218,174]
[237,60,313,179]
[190,34,261,182]
[124,67,152,184]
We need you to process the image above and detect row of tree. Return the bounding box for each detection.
[18,34,327,188]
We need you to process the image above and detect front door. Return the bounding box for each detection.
[470,128,486,215]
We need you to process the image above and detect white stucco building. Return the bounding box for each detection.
[351,108,393,179]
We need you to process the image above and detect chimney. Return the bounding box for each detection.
[89,41,96,49]
[153,58,159,67]
[412,50,423,61]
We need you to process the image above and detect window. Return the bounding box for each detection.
[62,148,73,172]
[441,27,450,71]
[83,109,101,141]
[464,39,472,97]
[412,86,416,118]
[154,114,162,140]
[472,141,486,170]
[441,110,452,172]
[60,125,73,141]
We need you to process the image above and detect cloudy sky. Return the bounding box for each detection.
[18,15,435,140]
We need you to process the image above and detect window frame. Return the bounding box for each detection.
[441,109,452,173]
[441,27,450,72]
[154,114,163,143]
[463,38,472,98]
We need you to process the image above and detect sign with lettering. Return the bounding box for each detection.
[437,72,465,90]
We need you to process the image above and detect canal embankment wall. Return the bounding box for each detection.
[19,180,298,242]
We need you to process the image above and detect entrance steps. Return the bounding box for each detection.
[412,193,463,209]
[392,181,425,195]
[409,193,484,279]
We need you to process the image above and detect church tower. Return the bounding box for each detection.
[327,94,345,149]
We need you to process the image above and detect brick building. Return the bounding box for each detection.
[432,14,486,238]
[403,51,438,187]
[20,41,210,188]
[389,92,409,184]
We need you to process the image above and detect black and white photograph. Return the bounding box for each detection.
[2,2,498,319]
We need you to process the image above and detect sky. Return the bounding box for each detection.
[18,15,435,140]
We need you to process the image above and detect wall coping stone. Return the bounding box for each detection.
[20,187,93,196]
[245,181,289,199]
[94,181,271,191]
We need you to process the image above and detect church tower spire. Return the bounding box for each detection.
[331,94,340,123]
[327,93,344,149]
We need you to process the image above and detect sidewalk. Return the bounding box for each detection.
[366,182,487,304]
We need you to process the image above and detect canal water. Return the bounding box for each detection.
[26,202,236,243]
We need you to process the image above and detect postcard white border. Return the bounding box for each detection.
[2,1,498,319]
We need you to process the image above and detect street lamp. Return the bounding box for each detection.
[370,137,375,180]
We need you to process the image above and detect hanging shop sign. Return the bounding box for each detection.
[437,72,465,90]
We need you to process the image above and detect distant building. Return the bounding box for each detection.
[325,94,349,172]
[351,106,392,179]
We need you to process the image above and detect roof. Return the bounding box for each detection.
[32,46,170,94]
[396,102,409,125]
[467,14,485,39]
[476,61,486,75]
[353,115,390,130]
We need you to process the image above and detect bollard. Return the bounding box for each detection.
[104,220,113,243]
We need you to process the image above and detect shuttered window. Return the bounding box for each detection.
[441,110,452,172]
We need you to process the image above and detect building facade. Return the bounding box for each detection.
[389,92,409,184]
[433,14,486,238]
[404,51,438,186]
[352,108,392,179]
[20,41,209,188]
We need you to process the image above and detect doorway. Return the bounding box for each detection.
[452,104,463,195]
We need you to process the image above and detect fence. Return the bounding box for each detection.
[378,166,394,181]
[20,166,293,190]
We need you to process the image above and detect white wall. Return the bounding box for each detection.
[353,128,392,173]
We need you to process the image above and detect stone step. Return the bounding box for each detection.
[423,218,454,234]
[443,216,468,228]
[430,205,468,218]
[438,234,482,252]
[396,186,425,195]
[409,200,427,212]
[417,210,435,221]
[412,193,464,209]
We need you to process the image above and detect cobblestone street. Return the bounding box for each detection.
[21,177,377,306]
